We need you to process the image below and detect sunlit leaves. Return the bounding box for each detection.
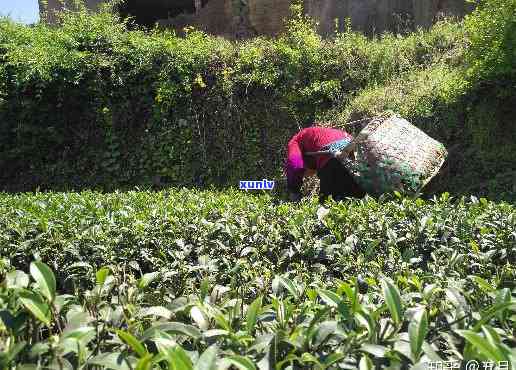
[0,191,514,369]
[381,278,403,325]
[18,290,51,325]
[142,322,202,341]
[193,345,218,370]
[318,289,342,308]
[5,270,29,289]
[272,276,302,299]
[408,308,428,361]
[30,261,56,303]
[96,267,111,286]
[88,352,133,370]
[164,345,194,370]
[246,296,263,333]
[117,330,148,358]
[458,328,509,362]
[191,306,210,331]
[359,355,374,370]
[138,272,160,290]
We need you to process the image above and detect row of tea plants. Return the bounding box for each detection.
[1,189,515,368]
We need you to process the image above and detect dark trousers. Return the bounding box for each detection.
[317,158,366,203]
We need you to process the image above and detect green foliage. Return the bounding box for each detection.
[0,8,465,192]
[464,0,516,83]
[0,190,515,368]
[1,2,515,199]
[0,4,515,368]
[338,64,467,125]
[322,1,516,201]
[335,62,515,201]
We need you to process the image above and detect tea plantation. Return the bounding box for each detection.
[0,190,515,368]
[1,0,516,368]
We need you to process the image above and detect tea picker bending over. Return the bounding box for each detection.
[284,125,366,203]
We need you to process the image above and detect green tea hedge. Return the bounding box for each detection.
[1,190,514,288]
[0,190,515,368]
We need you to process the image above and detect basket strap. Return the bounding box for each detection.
[305,150,334,157]
[305,140,358,160]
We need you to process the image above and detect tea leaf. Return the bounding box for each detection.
[408,308,428,361]
[457,330,507,362]
[96,267,110,286]
[138,306,173,319]
[246,296,262,333]
[381,279,403,325]
[30,261,56,303]
[117,330,148,358]
[63,326,95,340]
[276,276,300,299]
[194,345,218,370]
[165,345,194,370]
[318,289,342,307]
[222,355,256,370]
[138,272,160,290]
[135,354,153,370]
[359,355,374,370]
[18,290,51,325]
[142,322,201,340]
[6,270,29,289]
[88,352,132,370]
[191,306,209,331]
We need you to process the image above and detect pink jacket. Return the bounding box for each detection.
[284,126,352,192]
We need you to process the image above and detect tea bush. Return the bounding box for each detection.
[0,190,515,368]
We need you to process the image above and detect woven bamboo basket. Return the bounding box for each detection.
[336,115,448,195]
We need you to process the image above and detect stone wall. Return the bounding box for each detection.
[157,0,234,37]
[39,0,474,37]
[38,0,104,24]
[159,0,474,38]
[307,0,474,36]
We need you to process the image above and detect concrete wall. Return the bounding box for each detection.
[39,0,474,37]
